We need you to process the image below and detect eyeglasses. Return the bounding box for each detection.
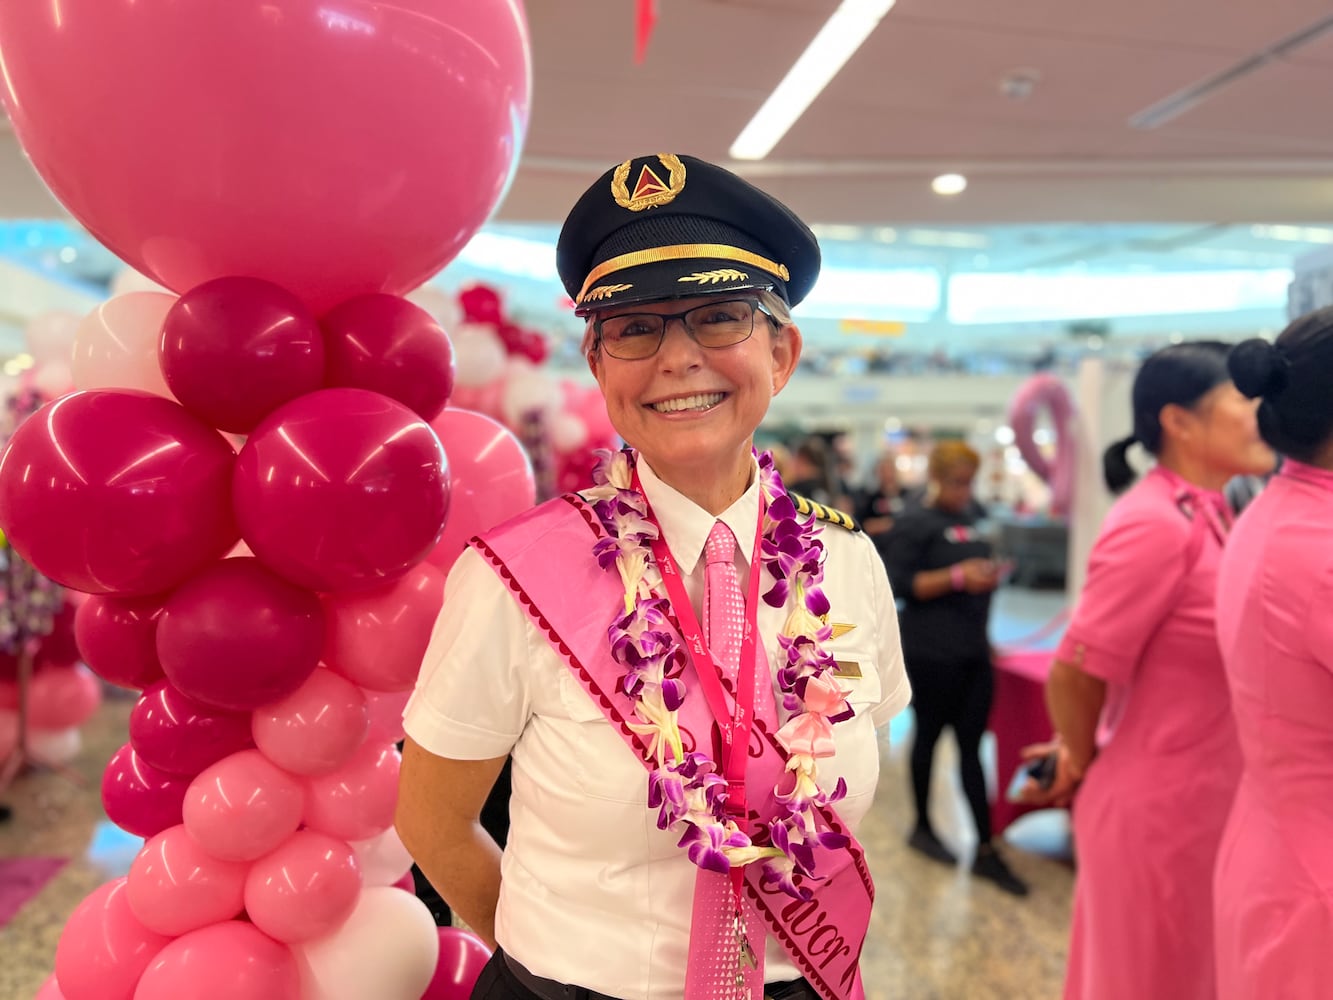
[592,298,775,361]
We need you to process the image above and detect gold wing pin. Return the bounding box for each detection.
[821,614,856,639]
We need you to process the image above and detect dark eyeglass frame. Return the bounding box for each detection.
[591,296,780,360]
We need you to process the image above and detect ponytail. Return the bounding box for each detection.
[1102,434,1138,494]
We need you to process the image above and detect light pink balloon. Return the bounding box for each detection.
[322,565,444,693]
[71,292,176,397]
[362,688,411,746]
[126,825,248,936]
[33,973,67,999]
[133,921,301,1000]
[244,830,361,943]
[425,409,535,576]
[183,750,304,862]
[55,878,172,1000]
[349,826,414,887]
[252,669,368,777]
[302,742,401,842]
[27,664,102,729]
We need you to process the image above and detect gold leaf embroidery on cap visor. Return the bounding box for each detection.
[582,283,633,303]
[575,244,790,305]
[678,268,749,285]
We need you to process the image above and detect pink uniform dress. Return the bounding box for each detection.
[1058,466,1241,1000]
[1213,460,1333,1000]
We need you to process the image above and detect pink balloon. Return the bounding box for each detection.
[129,681,254,777]
[392,870,417,893]
[302,741,401,842]
[27,664,101,729]
[37,603,81,668]
[160,277,325,433]
[157,558,323,712]
[243,830,361,943]
[233,389,451,593]
[422,927,493,1000]
[101,743,191,839]
[33,973,67,999]
[1007,373,1077,516]
[323,564,445,693]
[70,292,176,398]
[0,709,17,760]
[0,1,530,315]
[75,594,167,690]
[322,294,456,422]
[133,921,301,1000]
[55,879,172,1000]
[363,688,411,746]
[0,391,238,596]
[183,749,304,862]
[126,825,248,937]
[251,668,368,777]
[425,409,535,575]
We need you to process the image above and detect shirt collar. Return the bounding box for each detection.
[636,455,761,574]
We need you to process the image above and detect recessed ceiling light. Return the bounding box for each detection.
[931,173,967,196]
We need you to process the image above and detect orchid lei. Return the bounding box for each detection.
[586,448,854,901]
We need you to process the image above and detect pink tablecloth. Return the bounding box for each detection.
[989,648,1054,835]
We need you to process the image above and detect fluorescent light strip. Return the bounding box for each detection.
[729,0,896,161]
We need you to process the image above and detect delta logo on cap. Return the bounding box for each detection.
[611,153,687,212]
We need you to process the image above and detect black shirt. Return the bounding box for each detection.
[876,502,993,664]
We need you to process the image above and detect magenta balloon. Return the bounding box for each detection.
[126,824,248,937]
[55,878,172,1000]
[160,277,325,433]
[422,927,494,1000]
[322,294,456,422]
[129,681,254,777]
[323,563,445,693]
[425,408,535,575]
[27,665,101,729]
[243,830,362,943]
[251,668,368,777]
[302,741,401,842]
[157,558,323,712]
[183,749,304,862]
[101,743,191,840]
[233,389,451,593]
[75,594,167,690]
[133,921,301,1000]
[0,391,237,596]
[0,2,530,315]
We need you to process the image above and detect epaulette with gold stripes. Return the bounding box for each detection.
[789,493,860,532]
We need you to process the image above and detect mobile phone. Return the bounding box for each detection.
[1004,751,1059,802]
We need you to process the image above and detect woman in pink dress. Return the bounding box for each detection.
[1020,342,1274,1000]
[1213,311,1333,1000]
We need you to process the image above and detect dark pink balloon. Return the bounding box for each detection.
[425,408,535,575]
[101,743,191,839]
[322,294,455,422]
[75,593,167,690]
[323,563,445,693]
[233,389,450,593]
[38,603,81,667]
[0,391,238,596]
[55,878,172,1000]
[129,681,254,777]
[422,927,493,1000]
[160,277,325,433]
[157,558,323,712]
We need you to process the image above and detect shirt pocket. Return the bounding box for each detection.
[809,640,883,818]
[554,669,651,805]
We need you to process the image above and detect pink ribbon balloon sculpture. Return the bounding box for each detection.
[1006,373,1077,517]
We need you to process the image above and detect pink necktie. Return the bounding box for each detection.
[686,521,767,999]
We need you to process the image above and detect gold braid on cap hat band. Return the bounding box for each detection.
[576,243,791,306]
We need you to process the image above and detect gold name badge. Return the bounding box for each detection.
[834,659,863,679]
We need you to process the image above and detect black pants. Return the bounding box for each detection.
[906,655,994,844]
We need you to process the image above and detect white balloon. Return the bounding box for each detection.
[349,827,414,887]
[70,291,177,396]
[406,285,463,330]
[26,727,81,765]
[501,361,563,428]
[452,323,507,387]
[24,311,81,366]
[297,887,438,1000]
[549,412,589,453]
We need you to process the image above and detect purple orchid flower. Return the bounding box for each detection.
[678,822,750,875]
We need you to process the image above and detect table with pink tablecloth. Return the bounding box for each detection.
[989,647,1055,836]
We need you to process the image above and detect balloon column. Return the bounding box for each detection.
[1007,373,1078,517]
[0,2,530,998]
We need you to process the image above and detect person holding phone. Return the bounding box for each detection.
[1019,342,1275,1000]
[879,440,1026,895]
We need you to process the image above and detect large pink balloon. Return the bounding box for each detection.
[133,921,301,1000]
[423,927,494,1000]
[322,294,456,422]
[183,749,304,862]
[129,681,254,778]
[251,668,368,777]
[160,277,325,433]
[102,743,191,839]
[157,558,323,712]
[322,564,445,693]
[425,409,535,575]
[0,2,530,314]
[74,594,166,690]
[243,830,362,943]
[55,878,172,1000]
[233,389,450,593]
[302,741,401,842]
[126,825,248,937]
[0,391,238,596]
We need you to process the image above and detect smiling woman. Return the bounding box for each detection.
[396,154,912,1000]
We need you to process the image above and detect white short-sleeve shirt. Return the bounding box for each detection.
[403,459,910,998]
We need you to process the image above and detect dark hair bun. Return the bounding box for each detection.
[1229,339,1288,399]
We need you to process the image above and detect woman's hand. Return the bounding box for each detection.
[1015,740,1084,808]
[959,558,1000,594]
